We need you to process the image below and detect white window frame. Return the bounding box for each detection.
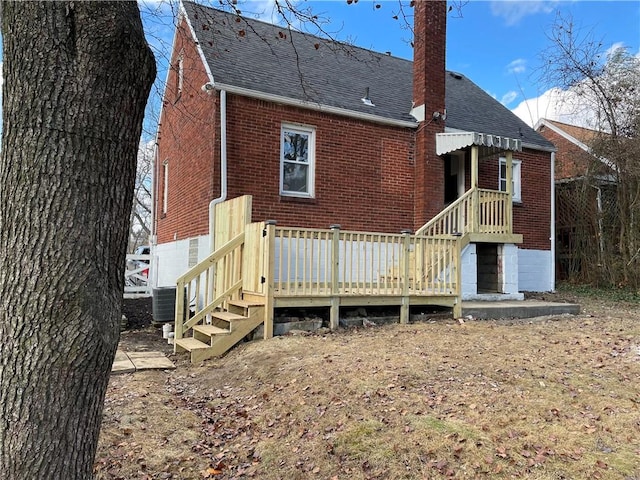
[499,157,522,203]
[280,124,315,198]
[175,50,184,99]
[162,160,169,214]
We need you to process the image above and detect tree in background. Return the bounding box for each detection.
[541,14,640,288]
[0,2,155,478]
[129,142,155,252]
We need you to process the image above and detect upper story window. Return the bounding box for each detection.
[499,157,522,203]
[280,124,315,198]
[174,50,184,100]
[162,160,169,215]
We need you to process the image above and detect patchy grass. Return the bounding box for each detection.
[554,282,640,304]
[97,292,640,479]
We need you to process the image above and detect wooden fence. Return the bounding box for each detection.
[124,253,152,297]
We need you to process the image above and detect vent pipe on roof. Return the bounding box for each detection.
[361,87,375,107]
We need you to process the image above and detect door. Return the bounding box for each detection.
[444,153,466,204]
[476,243,502,293]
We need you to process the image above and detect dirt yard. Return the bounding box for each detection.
[97,290,640,479]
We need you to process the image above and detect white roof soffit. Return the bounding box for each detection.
[436,132,522,156]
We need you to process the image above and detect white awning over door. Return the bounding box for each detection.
[436,132,522,156]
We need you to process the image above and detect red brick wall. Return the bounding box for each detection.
[537,124,604,180]
[157,6,550,255]
[225,95,416,232]
[477,148,552,251]
[156,18,219,244]
[156,15,418,241]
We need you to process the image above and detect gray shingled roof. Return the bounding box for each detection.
[183,1,554,151]
[445,72,554,150]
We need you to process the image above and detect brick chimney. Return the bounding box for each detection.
[412,0,447,230]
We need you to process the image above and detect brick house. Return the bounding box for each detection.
[153,0,556,300]
[535,118,616,279]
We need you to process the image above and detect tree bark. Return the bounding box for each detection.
[0,2,155,478]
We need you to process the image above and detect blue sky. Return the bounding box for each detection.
[140,0,640,137]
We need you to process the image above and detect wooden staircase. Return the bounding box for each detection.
[174,298,265,363]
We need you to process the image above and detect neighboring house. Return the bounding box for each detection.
[154,0,556,302]
[535,119,616,279]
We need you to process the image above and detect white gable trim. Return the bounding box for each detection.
[535,118,615,170]
[180,0,216,86]
[535,118,591,153]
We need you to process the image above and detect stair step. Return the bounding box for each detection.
[241,292,266,304]
[175,337,210,352]
[213,311,249,322]
[229,299,265,308]
[193,324,230,336]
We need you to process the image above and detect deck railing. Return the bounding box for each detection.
[171,188,513,339]
[478,189,510,234]
[174,232,245,341]
[271,227,460,297]
[416,188,511,237]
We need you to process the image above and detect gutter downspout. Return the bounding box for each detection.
[150,139,159,289]
[550,151,556,292]
[208,89,228,252]
[182,0,227,253]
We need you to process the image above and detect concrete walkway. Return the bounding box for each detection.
[462,300,580,320]
[112,350,175,374]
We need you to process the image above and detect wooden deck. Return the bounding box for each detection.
[173,188,520,361]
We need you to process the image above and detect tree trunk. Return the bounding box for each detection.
[0,2,155,478]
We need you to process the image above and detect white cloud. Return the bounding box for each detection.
[500,90,518,106]
[606,42,626,58]
[511,87,597,128]
[506,58,526,75]
[489,0,557,26]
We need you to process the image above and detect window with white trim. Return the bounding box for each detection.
[280,124,315,197]
[499,157,522,203]
[174,50,184,100]
[162,160,169,214]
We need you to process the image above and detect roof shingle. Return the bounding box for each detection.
[183,1,554,151]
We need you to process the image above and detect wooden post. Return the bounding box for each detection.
[452,237,463,318]
[174,280,185,352]
[471,146,480,233]
[329,224,341,330]
[263,221,276,339]
[400,230,412,324]
[505,151,513,234]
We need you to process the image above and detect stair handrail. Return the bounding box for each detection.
[416,188,475,236]
[415,187,513,238]
[174,231,245,343]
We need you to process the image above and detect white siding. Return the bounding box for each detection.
[518,248,552,292]
[501,244,519,295]
[460,243,477,297]
[154,235,210,287]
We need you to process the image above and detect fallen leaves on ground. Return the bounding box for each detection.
[97,292,640,479]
